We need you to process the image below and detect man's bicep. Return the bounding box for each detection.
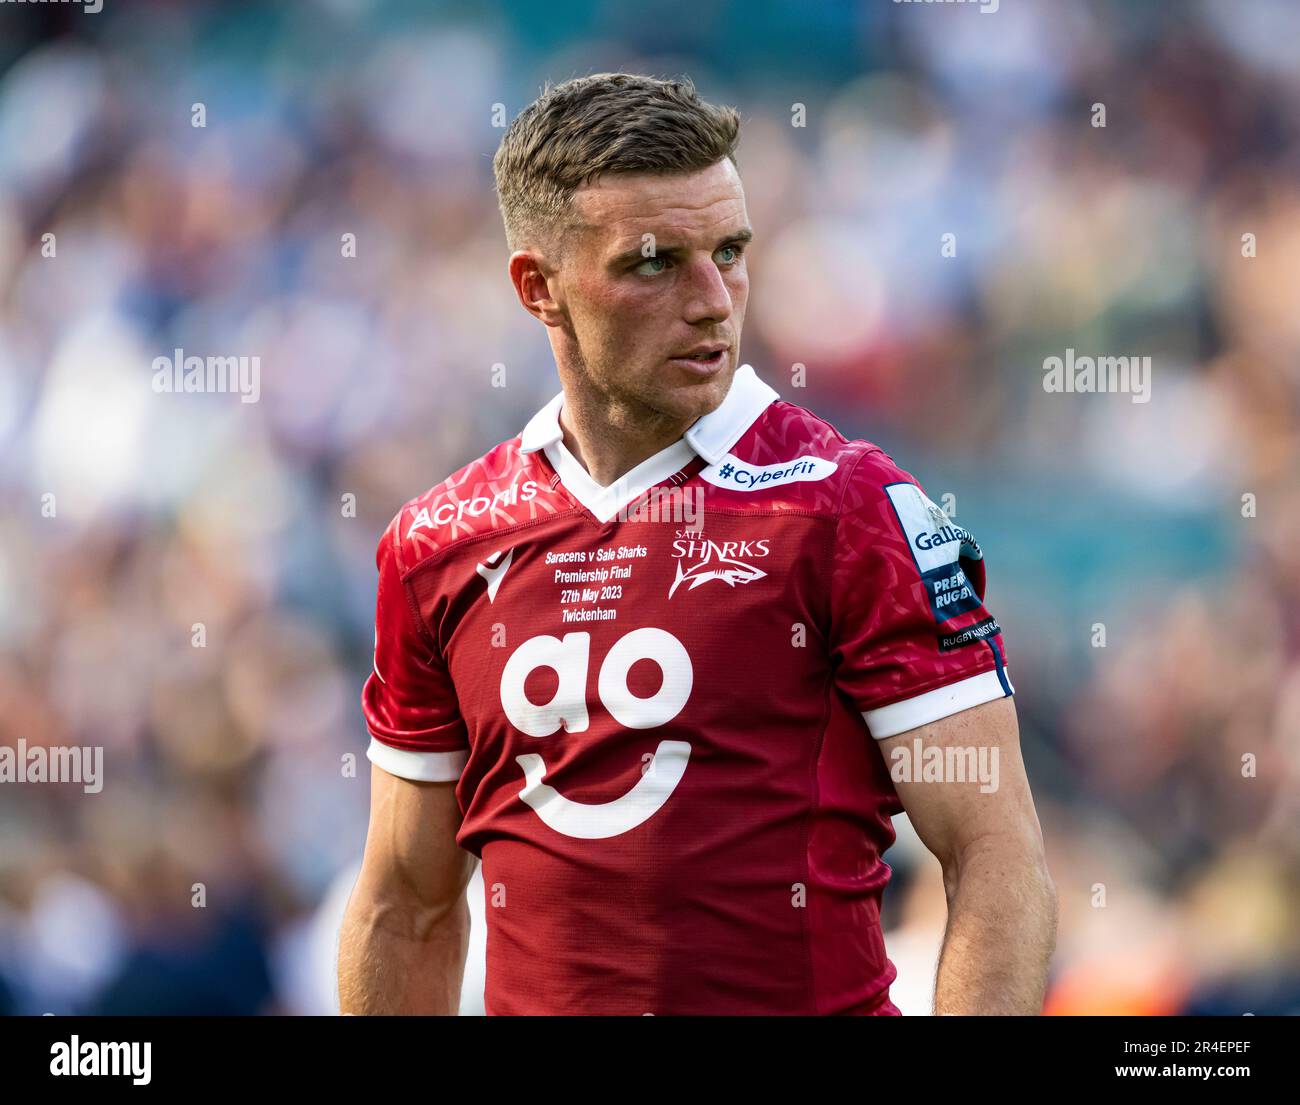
[880,696,1043,874]
[359,763,475,904]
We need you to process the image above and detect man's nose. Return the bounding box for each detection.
[680,256,734,324]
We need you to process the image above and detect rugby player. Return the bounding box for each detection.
[338,73,1057,1015]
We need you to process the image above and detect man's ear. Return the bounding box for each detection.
[508,250,565,327]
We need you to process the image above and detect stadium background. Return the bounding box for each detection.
[0,0,1297,1016]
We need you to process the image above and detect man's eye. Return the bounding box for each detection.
[634,256,669,275]
[716,245,742,264]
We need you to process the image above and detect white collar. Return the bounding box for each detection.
[518,363,779,523]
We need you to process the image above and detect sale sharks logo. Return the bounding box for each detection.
[667,532,771,598]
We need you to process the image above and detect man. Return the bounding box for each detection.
[338,73,1056,1015]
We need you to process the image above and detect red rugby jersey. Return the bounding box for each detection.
[361,364,1013,1015]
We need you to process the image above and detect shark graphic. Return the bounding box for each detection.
[668,542,767,598]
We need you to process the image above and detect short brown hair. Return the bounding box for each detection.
[492,73,741,255]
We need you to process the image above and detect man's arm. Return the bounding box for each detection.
[338,763,477,1014]
[880,696,1057,1015]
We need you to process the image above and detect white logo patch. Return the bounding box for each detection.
[700,453,838,492]
[883,483,982,573]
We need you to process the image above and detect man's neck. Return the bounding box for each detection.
[556,385,696,489]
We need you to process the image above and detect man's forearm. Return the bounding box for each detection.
[338,890,469,1015]
[933,837,1058,1015]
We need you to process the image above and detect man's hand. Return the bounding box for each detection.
[880,696,1057,1015]
[338,763,477,1014]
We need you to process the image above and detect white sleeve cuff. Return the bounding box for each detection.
[862,668,1013,740]
[366,737,468,782]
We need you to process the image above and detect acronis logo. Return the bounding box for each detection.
[406,479,540,538]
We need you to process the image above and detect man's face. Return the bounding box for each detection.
[549,158,751,425]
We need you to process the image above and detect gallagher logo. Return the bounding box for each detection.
[914,521,975,552]
[668,531,771,598]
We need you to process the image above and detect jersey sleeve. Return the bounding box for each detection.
[361,512,470,782]
[829,447,1014,740]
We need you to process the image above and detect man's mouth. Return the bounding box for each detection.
[668,345,729,374]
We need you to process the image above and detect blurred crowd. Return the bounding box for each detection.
[0,0,1297,1015]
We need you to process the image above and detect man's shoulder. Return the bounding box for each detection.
[722,397,920,514]
[379,434,568,577]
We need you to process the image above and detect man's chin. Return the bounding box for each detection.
[659,358,734,417]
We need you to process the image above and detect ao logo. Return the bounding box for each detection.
[500,628,692,840]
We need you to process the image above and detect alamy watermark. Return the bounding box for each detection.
[888,738,999,794]
[152,348,261,403]
[616,484,703,526]
[0,739,102,794]
[50,1037,150,1085]
[894,0,999,14]
[1042,348,1151,404]
[2,0,102,13]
